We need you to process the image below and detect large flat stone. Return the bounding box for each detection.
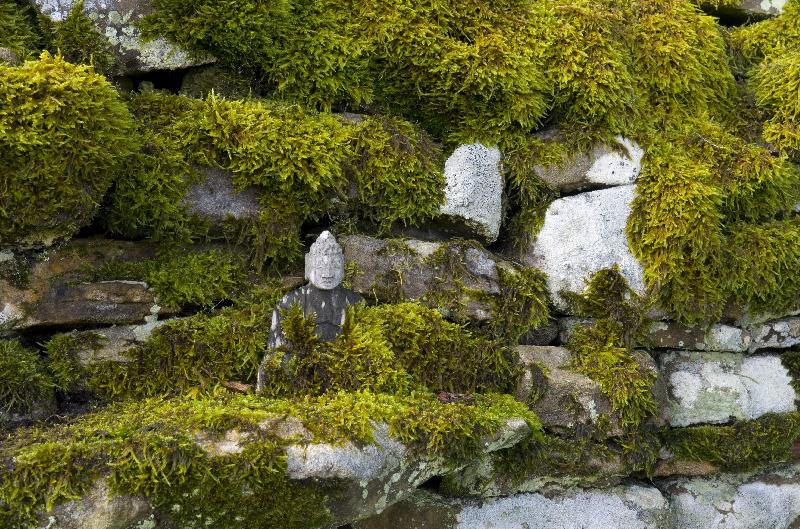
[521,185,645,311]
[659,351,796,427]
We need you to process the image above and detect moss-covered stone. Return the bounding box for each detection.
[0,390,540,528]
[0,53,136,249]
[662,413,800,472]
[102,92,443,271]
[260,301,521,397]
[0,340,53,422]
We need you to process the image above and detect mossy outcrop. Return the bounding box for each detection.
[0,54,136,249]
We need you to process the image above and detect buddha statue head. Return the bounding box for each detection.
[305,231,345,290]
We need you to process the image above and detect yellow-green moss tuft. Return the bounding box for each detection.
[0,340,53,418]
[0,53,136,248]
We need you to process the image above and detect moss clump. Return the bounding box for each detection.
[663,413,800,471]
[261,302,521,397]
[89,249,247,310]
[0,53,136,248]
[0,390,540,527]
[487,267,551,345]
[103,92,443,271]
[628,117,800,324]
[0,340,53,418]
[81,285,283,399]
[564,268,657,430]
[0,0,41,58]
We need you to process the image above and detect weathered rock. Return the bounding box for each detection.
[0,47,19,65]
[519,319,559,345]
[287,420,530,524]
[340,235,529,322]
[62,317,166,365]
[663,465,800,529]
[36,480,153,529]
[659,351,797,427]
[535,136,644,193]
[749,317,800,352]
[648,321,751,353]
[357,485,668,529]
[705,0,786,19]
[522,185,645,311]
[0,238,168,333]
[516,346,621,437]
[34,0,214,74]
[183,167,262,224]
[437,144,504,243]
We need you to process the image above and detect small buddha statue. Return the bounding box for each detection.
[257,231,362,391]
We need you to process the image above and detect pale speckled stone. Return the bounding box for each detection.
[37,480,152,529]
[749,317,800,352]
[648,322,750,352]
[536,137,643,193]
[454,486,667,529]
[659,351,796,426]
[522,185,645,311]
[667,469,800,529]
[439,144,504,243]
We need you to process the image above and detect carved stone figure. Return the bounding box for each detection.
[257,231,362,391]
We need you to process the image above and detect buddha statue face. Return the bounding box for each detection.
[305,231,345,290]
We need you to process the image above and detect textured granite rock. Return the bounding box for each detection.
[649,322,751,353]
[438,144,504,243]
[659,351,796,426]
[522,185,645,311]
[183,167,261,225]
[749,317,800,352]
[535,136,643,193]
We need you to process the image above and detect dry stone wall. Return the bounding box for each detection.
[2,0,800,528]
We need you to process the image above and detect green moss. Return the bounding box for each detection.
[44,332,105,393]
[0,340,53,418]
[783,350,800,395]
[0,0,41,58]
[103,92,443,271]
[89,249,247,310]
[261,301,521,397]
[663,413,800,471]
[0,53,136,248]
[564,268,657,430]
[39,0,115,74]
[487,266,551,345]
[726,219,800,313]
[83,285,283,399]
[0,390,539,527]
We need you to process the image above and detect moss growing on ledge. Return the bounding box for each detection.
[88,249,247,310]
[0,390,540,527]
[0,53,136,248]
[564,268,657,430]
[103,92,443,271]
[261,302,521,397]
[81,285,284,399]
[0,340,53,419]
[663,413,800,471]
